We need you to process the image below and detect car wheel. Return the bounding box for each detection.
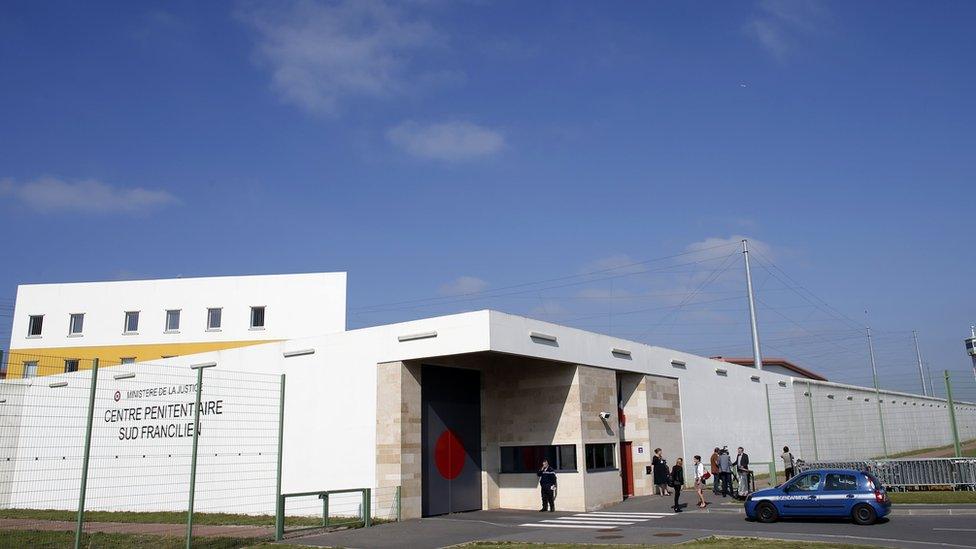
[756,502,778,523]
[852,504,877,525]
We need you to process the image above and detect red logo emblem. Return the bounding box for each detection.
[114,391,121,402]
[434,429,465,480]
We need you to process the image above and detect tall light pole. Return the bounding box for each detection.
[913,330,927,396]
[867,326,888,458]
[742,239,763,371]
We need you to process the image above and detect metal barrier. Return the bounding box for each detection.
[275,487,400,541]
[798,458,976,491]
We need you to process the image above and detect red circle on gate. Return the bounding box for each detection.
[434,429,465,480]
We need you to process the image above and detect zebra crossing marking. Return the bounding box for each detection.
[520,510,674,529]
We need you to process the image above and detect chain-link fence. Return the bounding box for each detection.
[0,353,285,547]
[1,350,401,547]
[763,369,976,484]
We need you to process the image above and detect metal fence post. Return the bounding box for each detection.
[74,358,99,549]
[806,381,819,461]
[945,370,962,458]
[322,493,329,527]
[274,374,286,540]
[363,488,372,527]
[765,384,777,485]
[275,493,284,542]
[186,362,215,549]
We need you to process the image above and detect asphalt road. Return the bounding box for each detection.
[287,496,976,549]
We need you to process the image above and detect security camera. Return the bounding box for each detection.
[599,411,612,420]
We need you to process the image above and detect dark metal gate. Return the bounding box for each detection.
[421,365,482,516]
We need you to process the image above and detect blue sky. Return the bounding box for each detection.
[1,1,973,397]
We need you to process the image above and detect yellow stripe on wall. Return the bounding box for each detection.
[3,340,275,378]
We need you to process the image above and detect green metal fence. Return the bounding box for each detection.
[764,370,976,475]
[0,352,286,548]
[275,486,401,541]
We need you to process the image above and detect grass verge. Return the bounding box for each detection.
[0,508,381,527]
[889,491,976,504]
[883,438,976,459]
[0,530,276,549]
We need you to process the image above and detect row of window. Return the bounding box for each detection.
[499,443,617,473]
[18,356,149,378]
[26,306,266,337]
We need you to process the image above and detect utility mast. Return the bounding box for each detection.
[742,239,763,371]
[913,330,927,396]
[867,326,889,457]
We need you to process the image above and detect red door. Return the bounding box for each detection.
[620,442,634,498]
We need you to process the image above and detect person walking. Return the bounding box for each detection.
[718,448,732,497]
[693,455,707,509]
[782,446,795,481]
[537,459,557,512]
[670,457,685,512]
[652,448,671,496]
[709,447,720,495]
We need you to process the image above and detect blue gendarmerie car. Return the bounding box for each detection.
[745,469,891,525]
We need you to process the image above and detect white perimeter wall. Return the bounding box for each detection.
[792,379,976,461]
[0,311,491,515]
[9,272,347,349]
[2,310,973,515]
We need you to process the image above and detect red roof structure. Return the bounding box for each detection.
[710,356,827,381]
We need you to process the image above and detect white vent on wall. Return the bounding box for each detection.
[398,331,437,342]
[847,396,854,401]
[715,368,728,376]
[611,348,632,357]
[671,360,687,369]
[778,381,788,387]
[113,372,136,380]
[827,394,835,399]
[283,348,316,358]
[529,331,557,343]
[49,381,68,388]
[750,375,761,382]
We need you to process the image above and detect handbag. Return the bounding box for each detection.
[702,471,711,481]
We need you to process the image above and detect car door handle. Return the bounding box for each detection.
[807,495,816,499]
[846,494,855,499]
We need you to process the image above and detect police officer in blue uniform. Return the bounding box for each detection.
[537,459,557,512]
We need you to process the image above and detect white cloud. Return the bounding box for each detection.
[439,276,488,296]
[386,121,505,162]
[237,0,440,115]
[744,0,826,60]
[0,177,178,214]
